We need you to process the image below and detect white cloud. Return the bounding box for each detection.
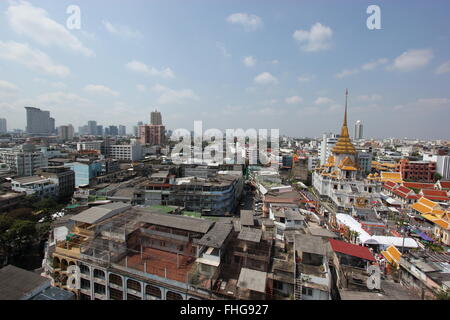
[7,1,94,57]
[84,84,119,96]
[388,49,433,72]
[36,91,90,107]
[243,56,256,67]
[33,78,66,89]
[125,60,175,78]
[102,20,142,39]
[0,41,70,77]
[216,42,231,58]
[435,61,450,75]
[335,68,359,79]
[336,58,388,78]
[271,59,279,65]
[293,23,333,52]
[285,96,303,104]
[152,84,199,104]
[298,74,316,82]
[0,80,19,91]
[393,97,450,111]
[136,84,147,92]
[254,72,278,85]
[315,97,334,105]
[361,58,389,71]
[226,13,262,31]
[355,94,382,102]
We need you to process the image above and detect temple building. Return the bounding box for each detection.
[312,90,382,212]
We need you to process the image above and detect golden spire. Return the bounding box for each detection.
[331,89,356,155]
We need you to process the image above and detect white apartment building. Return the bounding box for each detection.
[423,154,450,179]
[0,147,48,176]
[106,143,142,161]
[319,133,338,165]
[11,175,58,197]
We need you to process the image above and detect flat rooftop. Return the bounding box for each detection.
[0,265,50,300]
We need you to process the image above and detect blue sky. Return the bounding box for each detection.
[0,0,449,139]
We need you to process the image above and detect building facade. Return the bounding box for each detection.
[25,107,53,135]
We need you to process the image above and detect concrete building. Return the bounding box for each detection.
[66,160,103,187]
[357,151,372,173]
[150,110,162,125]
[0,145,48,176]
[58,124,74,141]
[423,154,450,180]
[87,121,97,135]
[77,141,103,152]
[39,166,75,199]
[0,118,7,134]
[396,159,437,182]
[108,125,119,136]
[0,265,74,300]
[25,107,53,135]
[354,120,363,140]
[42,203,277,300]
[97,125,103,136]
[118,125,126,136]
[139,124,166,146]
[169,171,243,216]
[319,133,338,165]
[104,142,143,161]
[11,175,58,197]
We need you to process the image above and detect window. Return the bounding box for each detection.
[127,279,141,292]
[145,285,161,298]
[109,273,123,287]
[79,264,90,275]
[80,278,91,290]
[93,269,105,280]
[110,288,123,300]
[302,287,313,296]
[127,294,142,300]
[94,283,106,295]
[166,291,183,300]
[79,293,91,300]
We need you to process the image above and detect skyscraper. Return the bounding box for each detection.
[25,107,53,135]
[58,124,74,141]
[87,121,97,135]
[150,110,162,125]
[354,120,363,140]
[0,118,6,134]
[109,125,118,136]
[118,125,126,136]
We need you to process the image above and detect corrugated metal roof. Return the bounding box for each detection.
[139,211,213,234]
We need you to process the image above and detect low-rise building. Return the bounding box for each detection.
[11,175,58,197]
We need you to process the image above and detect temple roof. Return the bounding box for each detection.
[332,89,357,155]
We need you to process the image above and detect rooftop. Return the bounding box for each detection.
[70,202,131,225]
[0,265,50,300]
[237,268,267,294]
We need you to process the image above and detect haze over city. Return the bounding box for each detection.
[1,0,450,139]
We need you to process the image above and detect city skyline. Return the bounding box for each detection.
[0,1,450,139]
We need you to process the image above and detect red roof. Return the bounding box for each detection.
[439,181,450,189]
[383,181,398,191]
[403,182,435,190]
[393,186,417,199]
[329,239,375,262]
[421,189,450,202]
[422,189,448,197]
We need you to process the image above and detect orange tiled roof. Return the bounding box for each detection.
[380,172,403,183]
[412,202,432,215]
